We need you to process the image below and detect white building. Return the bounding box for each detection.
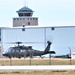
[0,26,75,58]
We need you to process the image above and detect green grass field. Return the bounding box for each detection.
[0,71,75,75]
[0,58,75,66]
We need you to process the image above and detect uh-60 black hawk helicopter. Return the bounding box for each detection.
[2,41,55,59]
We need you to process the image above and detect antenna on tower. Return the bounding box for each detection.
[27,1,28,7]
[25,0,26,6]
[24,0,28,7]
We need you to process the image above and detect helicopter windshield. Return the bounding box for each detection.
[3,48,13,53]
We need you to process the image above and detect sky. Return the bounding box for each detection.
[0,0,75,27]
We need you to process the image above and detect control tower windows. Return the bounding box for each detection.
[28,22,30,25]
[18,13,32,17]
[18,13,23,16]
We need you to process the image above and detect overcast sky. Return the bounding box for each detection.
[0,0,75,27]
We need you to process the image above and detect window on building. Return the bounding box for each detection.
[51,27,55,30]
[22,28,25,31]
[24,13,31,16]
[0,29,1,38]
[36,18,37,20]
[28,22,30,25]
[14,18,16,20]
[19,13,23,16]
[0,32,1,37]
[20,18,22,20]
[28,18,29,20]
[0,38,1,42]
[22,25,25,31]
[17,18,19,20]
[23,18,25,20]
[33,18,35,20]
[30,18,32,20]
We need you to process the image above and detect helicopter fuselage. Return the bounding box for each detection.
[2,47,48,58]
[2,41,55,58]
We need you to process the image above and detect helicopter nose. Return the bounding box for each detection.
[2,53,6,56]
[2,52,8,56]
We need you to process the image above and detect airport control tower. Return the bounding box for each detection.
[13,6,38,27]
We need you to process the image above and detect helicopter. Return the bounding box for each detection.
[2,41,55,59]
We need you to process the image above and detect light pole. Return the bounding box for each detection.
[22,23,25,31]
[29,49,32,65]
[49,53,51,65]
[68,47,71,65]
[30,57,31,65]
[10,50,12,66]
[10,58,12,66]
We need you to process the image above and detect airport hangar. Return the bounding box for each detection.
[0,26,75,58]
[0,6,75,58]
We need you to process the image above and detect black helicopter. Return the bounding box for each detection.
[2,41,55,58]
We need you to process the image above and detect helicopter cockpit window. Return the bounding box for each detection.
[21,50,23,52]
[4,48,13,53]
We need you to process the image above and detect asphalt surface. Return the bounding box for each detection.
[0,66,75,72]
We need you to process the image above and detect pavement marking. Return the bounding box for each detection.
[0,65,75,72]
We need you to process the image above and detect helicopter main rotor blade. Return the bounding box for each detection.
[9,42,22,44]
[23,42,44,44]
[6,41,44,44]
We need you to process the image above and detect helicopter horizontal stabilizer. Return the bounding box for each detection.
[49,51,56,54]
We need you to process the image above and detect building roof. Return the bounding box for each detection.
[17,6,33,13]
[1,25,75,29]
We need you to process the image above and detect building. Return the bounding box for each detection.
[0,26,75,58]
[0,6,75,58]
[13,6,38,27]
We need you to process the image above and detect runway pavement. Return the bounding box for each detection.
[0,65,75,72]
